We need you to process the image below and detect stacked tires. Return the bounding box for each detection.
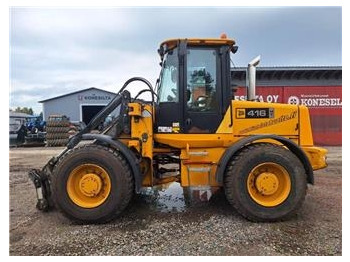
[46,115,70,147]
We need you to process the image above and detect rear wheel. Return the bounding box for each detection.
[51,144,134,223]
[224,143,307,222]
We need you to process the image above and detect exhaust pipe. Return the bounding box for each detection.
[246,55,261,101]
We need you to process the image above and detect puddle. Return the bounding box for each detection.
[138,182,219,213]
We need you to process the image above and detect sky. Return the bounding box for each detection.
[9,6,342,114]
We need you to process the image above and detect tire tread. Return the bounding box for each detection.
[51,144,134,224]
[224,143,307,222]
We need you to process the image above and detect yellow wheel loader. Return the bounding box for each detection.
[28,35,327,223]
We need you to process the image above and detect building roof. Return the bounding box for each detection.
[9,112,34,118]
[231,66,342,81]
[38,87,117,103]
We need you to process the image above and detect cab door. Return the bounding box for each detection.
[184,47,223,133]
[155,47,184,133]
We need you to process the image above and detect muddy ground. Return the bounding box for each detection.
[9,146,342,256]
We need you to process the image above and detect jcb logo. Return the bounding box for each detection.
[236,109,246,118]
[288,96,300,105]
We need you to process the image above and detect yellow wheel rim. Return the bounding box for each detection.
[67,164,111,208]
[247,162,291,207]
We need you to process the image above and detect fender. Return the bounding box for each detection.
[215,134,314,185]
[82,134,143,193]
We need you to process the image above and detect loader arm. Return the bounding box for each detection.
[67,77,155,149]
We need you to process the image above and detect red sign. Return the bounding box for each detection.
[283,86,342,109]
[234,87,283,103]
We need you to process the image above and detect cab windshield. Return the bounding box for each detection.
[157,48,179,103]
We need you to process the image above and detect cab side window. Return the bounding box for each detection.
[158,49,179,103]
[186,49,217,112]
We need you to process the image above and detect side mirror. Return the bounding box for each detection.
[158,45,165,61]
[231,46,239,54]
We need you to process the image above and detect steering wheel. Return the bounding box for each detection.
[193,95,209,109]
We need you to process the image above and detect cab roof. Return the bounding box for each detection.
[160,37,236,50]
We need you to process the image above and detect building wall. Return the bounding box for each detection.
[42,89,116,121]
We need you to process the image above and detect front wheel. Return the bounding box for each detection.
[224,143,307,222]
[51,144,134,223]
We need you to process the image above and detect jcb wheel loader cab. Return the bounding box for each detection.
[156,37,236,134]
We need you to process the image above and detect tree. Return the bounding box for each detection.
[14,107,34,115]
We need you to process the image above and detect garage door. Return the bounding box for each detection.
[82,105,105,125]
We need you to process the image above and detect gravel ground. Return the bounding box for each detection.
[9,146,342,255]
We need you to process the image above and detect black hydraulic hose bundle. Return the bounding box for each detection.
[67,77,155,150]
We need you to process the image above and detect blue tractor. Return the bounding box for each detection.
[26,116,46,134]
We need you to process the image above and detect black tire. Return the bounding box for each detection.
[46,140,53,147]
[47,120,70,127]
[46,133,69,140]
[51,144,134,223]
[224,143,307,222]
[46,126,70,133]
